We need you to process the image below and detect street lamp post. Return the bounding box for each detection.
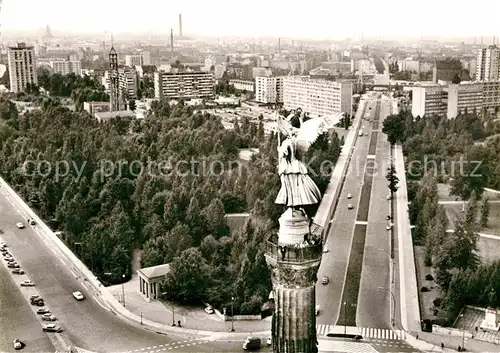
[378,287,395,326]
[172,301,176,326]
[343,302,347,336]
[230,297,235,332]
[460,314,465,350]
[121,274,126,307]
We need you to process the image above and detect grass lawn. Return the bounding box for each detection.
[478,235,500,263]
[437,183,500,201]
[442,203,500,236]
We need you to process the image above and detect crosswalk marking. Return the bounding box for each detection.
[318,339,378,353]
[316,325,405,340]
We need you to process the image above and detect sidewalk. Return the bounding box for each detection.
[410,331,500,352]
[107,275,272,333]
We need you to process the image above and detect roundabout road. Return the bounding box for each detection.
[0,187,203,352]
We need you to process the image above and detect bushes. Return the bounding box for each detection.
[425,274,434,281]
[421,286,429,292]
[433,298,442,308]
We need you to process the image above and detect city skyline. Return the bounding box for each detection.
[2,0,500,39]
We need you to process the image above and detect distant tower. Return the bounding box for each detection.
[170,29,174,58]
[278,38,281,53]
[178,14,183,37]
[45,24,52,38]
[109,43,121,112]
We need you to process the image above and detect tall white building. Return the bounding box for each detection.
[125,54,144,67]
[154,71,215,100]
[7,42,37,93]
[255,76,284,104]
[118,67,139,98]
[476,45,500,81]
[283,76,352,117]
[50,59,82,75]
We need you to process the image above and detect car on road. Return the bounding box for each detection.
[243,337,261,350]
[8,262,20,268]
[41,313,57,321]
[386,224,392,230]
[2,251,10,256]
[13,339,24,350]
[42,324,62,333]
[6,257,16,262]
[20,280,35,287]
[348,204,353,209]
[12,268,25,275]
[28,219,36,225]
[204,306,214,314]
[347,193,352,199]
[16,222,25,229]
[37,308,50,315]
[30,297,44,306]
[321,276,329,285]
[72,291,84,301]
[0,242,7,247]
[316,305,320,316]
[266,337,272,346]
[386,194,391,200]
[322,246,329,253]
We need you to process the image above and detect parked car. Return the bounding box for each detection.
[20,280,35,287]
[42,324,62,333]
[16,223,25,229]
[41,313,57,321]
[347,193,352,199]
[36,308,50,315]
[204,306,214,314]
[316,305,320,316]
[348,204,354,209]
[72,291,84,301]
[322,246,329,253]
[29,219,36,226]
[31,298,45,306]
[243,337,261,350]
[12,268,25,275]
[266,337,272,346]
[13,339,24,350]
[321,276,329,285]
[8,263,20,268]
[386,224,392,230]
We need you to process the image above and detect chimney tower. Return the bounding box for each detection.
[170,28,174,58]
[179,14,183,37]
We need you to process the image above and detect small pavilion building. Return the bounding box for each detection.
[137,264,170,301]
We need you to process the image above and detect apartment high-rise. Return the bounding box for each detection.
[283,76,352,117]
[7,43,37,93]
[154,71,215,100]
[125,54,144,67]
[50,59,82,75]
[255,76,284,104]
[476,45,500,81]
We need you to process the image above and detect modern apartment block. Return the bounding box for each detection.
[283,76,352,117]
[118,67,139,99]
[50,59,82,75]
[7,42,37,93]
[229,80,254,92]
[476,45,500,81]
[154,71,215,100]
[412,81,500,119]
[125,54,144,67]
[255,76,284,104]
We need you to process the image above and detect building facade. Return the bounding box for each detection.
[118,67,139,99]
[283,76,352,117]
[229,79,254,92]
[476,46,500,82]
[154,71,215,100]
[50,59,82,75]
[255,76,284,104]
[7,42,37,93]
[125,54,144,67]
[412,81,500,119]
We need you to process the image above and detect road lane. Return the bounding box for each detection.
[336,100,381,327]
[0,188,195,352]
[316,98,376,326]
[357,99,393,329]
[0,249,54,353]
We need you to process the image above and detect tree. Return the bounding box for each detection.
[128,99,136,111]
[382,113,406,144]
[480,196,490,228]
[464,190,478,230]
[386,164,399,193]
[452,73,461,84]
[163,248,210,303]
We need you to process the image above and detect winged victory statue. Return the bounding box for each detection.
[275,108,332,212]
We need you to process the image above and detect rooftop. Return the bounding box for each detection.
[138,263,171,280]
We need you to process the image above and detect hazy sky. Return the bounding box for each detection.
[2,0,500,39]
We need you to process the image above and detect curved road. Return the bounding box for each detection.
[0,187,194,352]
[0,256,54,353]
